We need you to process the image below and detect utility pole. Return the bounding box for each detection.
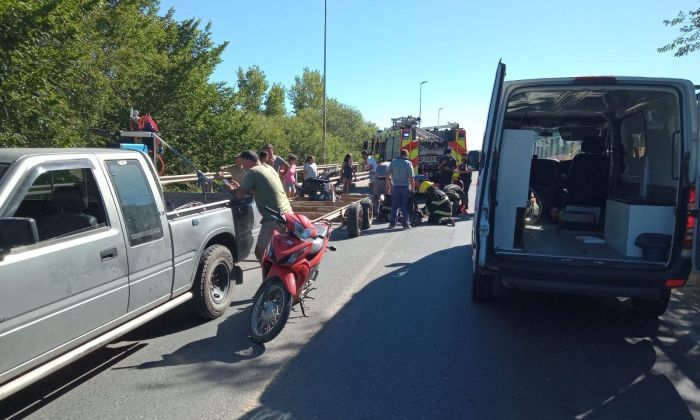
[322,0,327,164]
[438,107,444,126]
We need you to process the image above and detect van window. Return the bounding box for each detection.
[620,113,646,179]
[11,167,108,241]
[533,131,581,161]
[106,159,163,246]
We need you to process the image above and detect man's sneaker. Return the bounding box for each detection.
[402,224,412,230]
[387,224,396,229]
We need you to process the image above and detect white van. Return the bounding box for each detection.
[469,62,700,316]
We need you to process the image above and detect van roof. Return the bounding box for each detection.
[505,76,695,89]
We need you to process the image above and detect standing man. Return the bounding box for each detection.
[361,150,378,188]
[387,149,415,230]
[457,153,473,210]
[223,150,292,263]
[372,157,391,218]
[264,144,290,178]
[438,149,457,188]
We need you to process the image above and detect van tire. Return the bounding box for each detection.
[192,245,235,319]
[631,289,671,317]
[360,199,373,230]
[346,203,362,237]
[472,271,494,302]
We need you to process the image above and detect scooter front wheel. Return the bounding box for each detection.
[250,278,292,343]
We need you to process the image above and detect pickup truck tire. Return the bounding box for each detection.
[346,202,363,237]
[360,198,373,230]
[631,289,671,317]
[472,271,494,302]
[192,244,235,319]
[250,278,292,343]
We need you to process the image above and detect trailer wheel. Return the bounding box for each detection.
[346,202,363,238]
[192,244,235,319]
[360,198,373,230]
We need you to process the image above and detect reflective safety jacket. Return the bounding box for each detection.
[426,189,452,223]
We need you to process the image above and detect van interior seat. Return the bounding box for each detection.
[39,186,98,240]
[559,136,610,230]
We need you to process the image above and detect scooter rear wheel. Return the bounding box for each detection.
[250,278,292,343]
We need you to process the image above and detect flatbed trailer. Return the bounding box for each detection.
[290,193,373,238]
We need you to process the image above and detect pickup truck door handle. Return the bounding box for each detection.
[100,247,118,262]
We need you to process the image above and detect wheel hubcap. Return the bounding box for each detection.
[253,285,285,335]
[210,263,231,304]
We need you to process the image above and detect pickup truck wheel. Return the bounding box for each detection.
[472,270,494,302]
[360,198,373,230]
[192,244,235,319]
[631,289,671,317]
[346,202,362,238]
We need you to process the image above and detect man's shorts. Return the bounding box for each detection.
[256,219,278,252]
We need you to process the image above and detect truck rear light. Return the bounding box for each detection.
[574,76,617,83]
[665,278,686,288]
[684,186,696,249]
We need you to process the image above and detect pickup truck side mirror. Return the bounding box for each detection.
[467,150,481,171]
[0,217,40,259]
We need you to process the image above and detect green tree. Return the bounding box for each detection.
[288,67,323,114]
[236,65,268,113]
[658,4,700,56]
[264,82,286,116]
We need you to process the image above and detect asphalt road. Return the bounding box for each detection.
[2,186,700,419]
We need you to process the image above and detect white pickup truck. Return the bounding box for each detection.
[0,148,257,399]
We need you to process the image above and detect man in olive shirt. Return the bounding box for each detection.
[224,150,292,262]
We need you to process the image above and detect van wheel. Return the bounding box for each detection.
[192,244,235,319]
[346,202,363,238]
[360,199,373,230]
[472,270,494,302]
[631,290,671,317]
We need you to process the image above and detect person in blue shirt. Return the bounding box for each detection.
[386,149,415,229]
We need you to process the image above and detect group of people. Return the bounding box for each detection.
[363,149,473,230]
[219,144,472,264]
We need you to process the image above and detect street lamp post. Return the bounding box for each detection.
[322,0,327,164]
[438,107,444,126]
[418,80,428,126]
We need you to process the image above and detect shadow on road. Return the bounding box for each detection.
[117,304,264,370]
[0,342,147,419]
[240,245,695,419]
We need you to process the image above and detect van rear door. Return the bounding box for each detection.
[473,61,506,270]
[694,86,700,270]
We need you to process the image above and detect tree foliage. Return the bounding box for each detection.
[0,1,376,170]
[288,67,324,114]
[264,83,286,117]
[236,65,269,113]
[658,5,700,57]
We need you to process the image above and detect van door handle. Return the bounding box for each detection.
[100,247,118,262]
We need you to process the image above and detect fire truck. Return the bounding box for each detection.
[370,116,468,181]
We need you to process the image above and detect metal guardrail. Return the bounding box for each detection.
[160,170,370,186]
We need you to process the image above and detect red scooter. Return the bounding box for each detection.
[249,206,335,343]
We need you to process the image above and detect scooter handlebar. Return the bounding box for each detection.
[264,206,286,223]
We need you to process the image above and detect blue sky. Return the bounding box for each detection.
[159,0,700,150]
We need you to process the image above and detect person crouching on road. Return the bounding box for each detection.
[386,149,415,230]
[423,183,455,226]
[222,150,292,263]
